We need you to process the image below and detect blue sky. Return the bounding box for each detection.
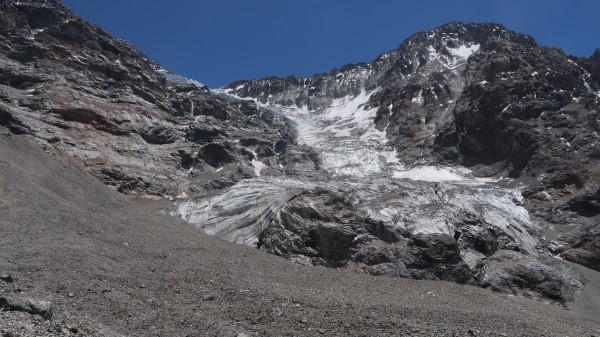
[62,0,600,88]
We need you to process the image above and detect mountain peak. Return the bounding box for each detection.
[1,0,64,8]
[593,48,600,61]
[396,21,537,53]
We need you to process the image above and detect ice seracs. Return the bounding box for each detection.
[174,177,314,245]
[290,91,405,177]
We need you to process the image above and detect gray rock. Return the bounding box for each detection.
[202,295,216,301]
[360,263,410,278]
[0,273,13,283]
[0,297,53,320]
[478,250,583,303]
[557,223,600,272]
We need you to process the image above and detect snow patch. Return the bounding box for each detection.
[393,166,462,182]
[411,90,423,104]
[393,166,498,184]
[252,159,266,176]
[250,150,265,176]
[448,44,480,59]
[427,46,438,60]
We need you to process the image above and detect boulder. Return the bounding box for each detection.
[478,250,583,303]
[0,297,53,320]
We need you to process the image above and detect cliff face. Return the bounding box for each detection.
[0,0,305,198]
[2,1,600,304]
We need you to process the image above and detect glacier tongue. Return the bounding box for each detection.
[175,178,313,245]
[174,175,535,252]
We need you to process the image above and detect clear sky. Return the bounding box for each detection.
[61,0,600,88]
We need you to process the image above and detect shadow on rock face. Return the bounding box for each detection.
[199,143,235,168]
[568,189,600,217]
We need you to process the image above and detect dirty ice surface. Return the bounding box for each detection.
[174,175,534,252]
[284,91,405,178]
[172,87,533,247]
[219,87,491,183]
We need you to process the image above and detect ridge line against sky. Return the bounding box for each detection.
[62,0,600,88]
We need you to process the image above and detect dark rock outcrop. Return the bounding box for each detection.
[551,224,600,272]
[479,251,582,303]
[260,188,482,286]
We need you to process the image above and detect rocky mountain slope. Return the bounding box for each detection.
[220,22,600,300]
[1,0,600,320]
[0,0,312,199]
[2,131,599,337]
